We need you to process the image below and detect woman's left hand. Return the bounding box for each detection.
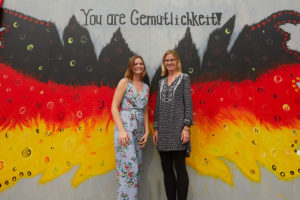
[139,133,149,149]
[181,129,190,144]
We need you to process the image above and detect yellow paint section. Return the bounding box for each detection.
[187,109,300,185]
[1,108,300,190]
[0,118,115,191]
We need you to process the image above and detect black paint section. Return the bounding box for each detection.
[0,9,299,88]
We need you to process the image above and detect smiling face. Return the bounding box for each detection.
[132,58,145,75]
[164,53,178,73]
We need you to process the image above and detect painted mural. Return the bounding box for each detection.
[0,0,300,194]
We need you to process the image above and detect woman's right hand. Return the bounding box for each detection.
[119,130,130,147]
[153,130,158,145]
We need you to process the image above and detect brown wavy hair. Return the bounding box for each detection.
[124,55,147,81]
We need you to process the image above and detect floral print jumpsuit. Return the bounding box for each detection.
[114,81,148,200]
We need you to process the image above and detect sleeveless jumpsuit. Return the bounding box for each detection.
[114,81,148,200]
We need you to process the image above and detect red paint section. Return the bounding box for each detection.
[0,63,114,130]
[0,62,299,132]
[150,64,300,129]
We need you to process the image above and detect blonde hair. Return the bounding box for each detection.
[161,50,182,76]
[124,55,147,81]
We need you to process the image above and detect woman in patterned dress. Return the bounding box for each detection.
[111,55,149,200]
[153,50,193,200]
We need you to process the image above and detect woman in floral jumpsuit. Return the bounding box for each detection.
[111,55,149,200]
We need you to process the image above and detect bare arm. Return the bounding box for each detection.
[139,86,150,148]
[111,78,130,146]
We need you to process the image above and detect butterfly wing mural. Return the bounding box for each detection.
[150,10,300,185]
[0,7,300,192]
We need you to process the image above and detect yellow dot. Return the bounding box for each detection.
[69,59,76,67]
[13,22,19,28]
[282,104,290,111]
[40,90,44,95]
[292,80,296,83]
[68,37,74,44]
[27,44,34,51]
[292,85,296,88]
[296,89,299,92]
[296,77,300,80]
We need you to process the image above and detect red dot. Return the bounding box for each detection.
[251,26,255,31]
[272,14,277,19]
[29,18,33,22]
[284,11,287,14]
[294,52,298,56]
[288,20,291,23]
[24,16,28,20]
[262,21,266,26]
[19,14,23,18]
[278,22,281,25]
[282,21,286,24]
[45,156,50,163]
[4,9,8,13]
[289,12,292,15]
[34,20,38,24]
[293,20,296,24]
[9,11,13,15]
[257,24,261,28]
[267,19,271,23]
[14,13,18,16]
[46,22,50,27]
[278,12,282,16]
[274,24,278,28]
[284,38,287,41]
[40,21,44,25]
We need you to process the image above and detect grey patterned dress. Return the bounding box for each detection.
[153,73,193,155]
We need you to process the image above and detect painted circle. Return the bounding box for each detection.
[26,44,34,51]
[68,37,73,44]
[228,86,243,100]
[69,59,76,67]
[46,101,54,110]
[76,110,83,118]
[22,147,31,158]
[19,106,26,115]
[13,22,19,28]
[282,104,290,111]
[273,75,283,84]
[80,35,88,43]
[0,161,4,171]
